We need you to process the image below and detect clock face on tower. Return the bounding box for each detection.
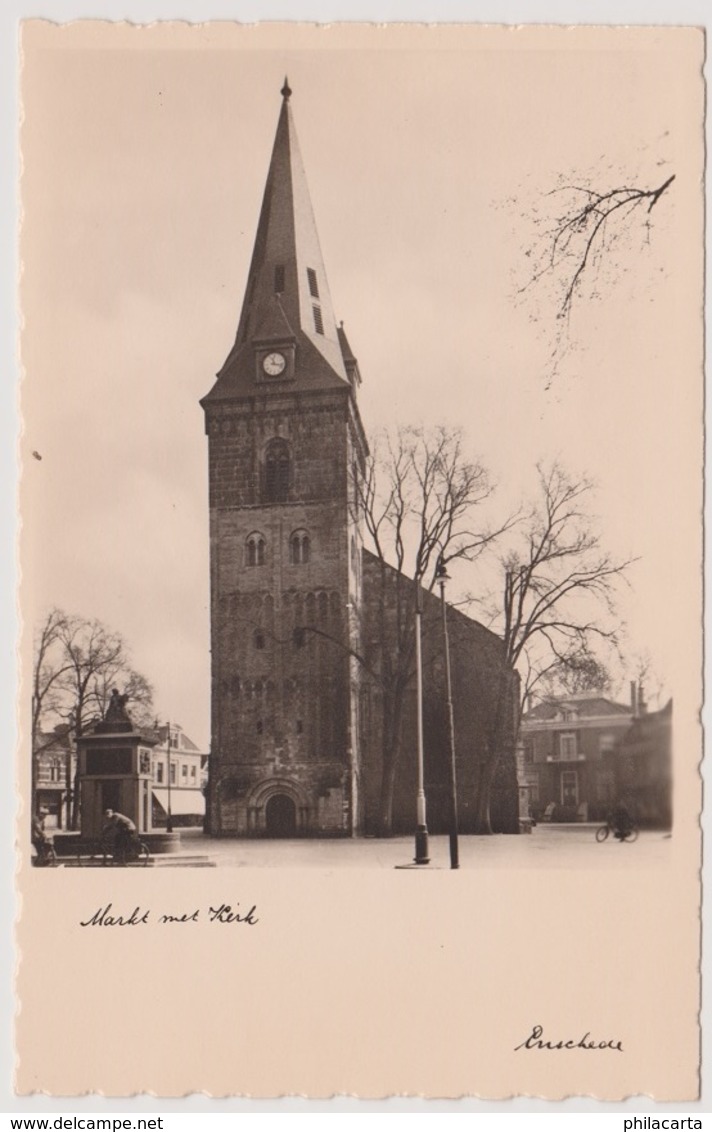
[262,351,286,377]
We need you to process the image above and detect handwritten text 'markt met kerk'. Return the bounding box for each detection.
[79,902,259,927]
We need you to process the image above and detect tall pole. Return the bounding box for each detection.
[65,740,73,831]
[437,565,460,869]
[67,710,76,830]
[414,582,430,864]
[31,733,38,823]
[165,721,174,834]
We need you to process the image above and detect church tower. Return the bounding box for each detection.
[201,81,368,837]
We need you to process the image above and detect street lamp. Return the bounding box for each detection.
[214,772,222,838]
[436,561,459,870]
[165,721,174,834]
[413,581,430,864]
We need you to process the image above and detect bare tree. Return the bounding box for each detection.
[31,608,74,813]
[623,648,666,712]
[512,158,675,384]
[32,609,155,827]
[91,665,156,732]
[354,425,512,836]
[525,174,675,320]
[537,654,613,700]
[472,461,634,833]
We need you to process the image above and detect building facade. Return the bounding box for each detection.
[150,723,208,827]
[612,699,672,829]
[34,726,75,829]
[201,83,519,837]
[520,691,636,822]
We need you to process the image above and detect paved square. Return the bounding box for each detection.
[173,823,672,869]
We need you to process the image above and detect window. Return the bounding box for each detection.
[256,720,263,735]
[181,765,188,780]
[190,765,196,780]
[307,267,319,298]
[265,439,290,502]
[292,628,307,649]
[254,630,265,650]
[155,762,164,784]
[296,719,304,735]
[523,743,534,765]
[559,732,577,760]
[246,532,266,566]
[170,762,176,785]
[289,529,310,564]
[313,305,324,335]
[599,732,616,754]
[274,264,285,293]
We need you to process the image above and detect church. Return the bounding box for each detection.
[201,81,520,839]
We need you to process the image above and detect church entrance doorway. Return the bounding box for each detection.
[265,793,297,837]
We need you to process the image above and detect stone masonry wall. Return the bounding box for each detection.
[205,388,362,835]
[360,554,520,835]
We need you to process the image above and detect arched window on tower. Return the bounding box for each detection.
[264,439,290,503]
[289,529,310,564]
[246,532,266,567]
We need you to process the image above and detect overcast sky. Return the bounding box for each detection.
[20,22,703,747]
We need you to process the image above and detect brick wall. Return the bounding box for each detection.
[359,555,520,835]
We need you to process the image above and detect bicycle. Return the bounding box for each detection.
[595,819,639,843]
[111,834,150,867]
[77,834,150,867]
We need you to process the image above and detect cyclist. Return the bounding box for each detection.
[609,801,634,841]
[103,809,138,864]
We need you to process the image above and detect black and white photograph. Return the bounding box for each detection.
[16,20,703,1100]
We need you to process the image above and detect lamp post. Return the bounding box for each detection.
[346,600,360,840]
[165,722,174,834]
[413,582,430,864]
[214,772,222,838]
[65,710,76,830]
[436,562,459,869]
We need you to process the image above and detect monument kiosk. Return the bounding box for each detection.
[77,689,156,840]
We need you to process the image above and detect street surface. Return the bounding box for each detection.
[174,823,672,869]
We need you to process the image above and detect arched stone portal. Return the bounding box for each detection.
[265,793,297,837]
[245,777,311,837]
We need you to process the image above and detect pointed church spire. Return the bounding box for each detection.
[208,82,353,398]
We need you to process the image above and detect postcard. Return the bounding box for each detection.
[16,20,703,1099]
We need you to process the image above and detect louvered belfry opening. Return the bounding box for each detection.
[265,438,290,502]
